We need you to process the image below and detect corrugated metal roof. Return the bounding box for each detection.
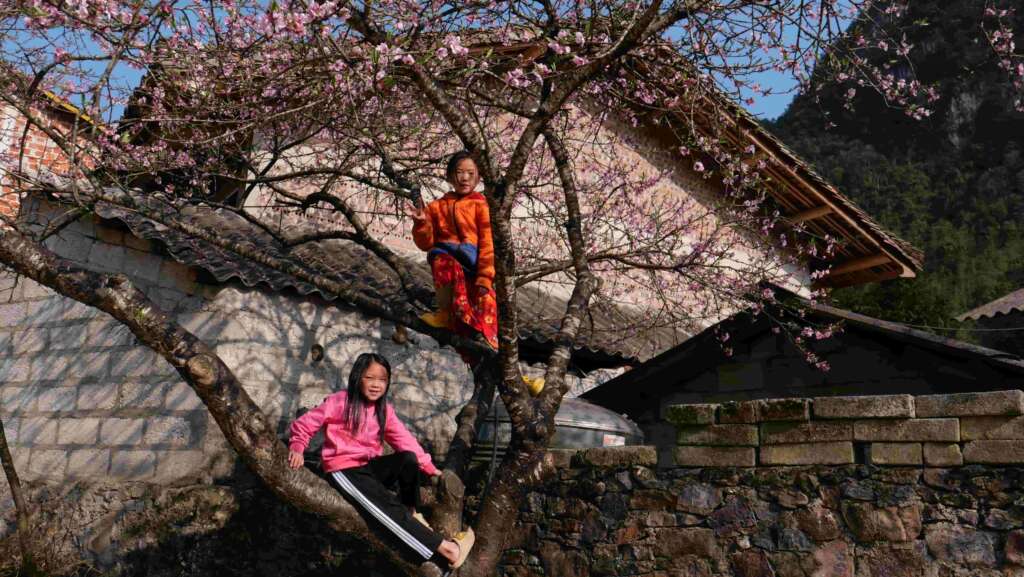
[959,288,1024,321]
[92,199,684,363]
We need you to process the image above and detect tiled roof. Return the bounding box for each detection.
[959,288,1024,321]
[92,199,684,363]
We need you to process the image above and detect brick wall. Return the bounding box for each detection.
[662,390,1024,469]
[0,104,81,221]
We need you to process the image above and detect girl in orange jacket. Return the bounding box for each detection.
[411,150,498,353]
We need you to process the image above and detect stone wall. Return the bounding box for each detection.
[499,446,1024,577]
[658,390,1024,469]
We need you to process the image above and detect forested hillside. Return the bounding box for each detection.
[771,1,1024,337]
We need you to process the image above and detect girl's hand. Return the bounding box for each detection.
[410,206,427,222]
[288,450,305,469]
[431,469,443,477]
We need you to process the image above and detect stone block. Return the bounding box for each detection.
[57,418,102,444]
[16,278,54,300]
[154,451,208,483]
[677,424,758,446]
[123,234,153,253]
[814,394,914,419]
[87,242,125,271]
[47,323,89,350]
[27,449,67,479]
[19,417,57,445]
[67,449,110,478]
[84,321,135,348]
[157,260,197,291]
[100,418,144,445]
[673,446,755,467]
[164,383,203,411]
[122,248,163,284]
[36,352,107,380]
[571,446,657,468]
[1007,530,1024,566]
[12,328,46,353]
[760,442,854,466]
[110,347,173,377]
[853,419,959,442]
[923,443,963,466]
[719,401,759,424]
[868,443,922,466]
[843,502,922,543]
[119,382,164,408]
[2,386,36,412]
[0,303,25,327]
[1,418,19,444]
[109,450,156,480]
[962,440,1024,464]
[651,527,721,560]
[48,231,94,263]
[960,415,1024,441]
[143,417,193,447]
[0,357,31,383]
[758,398,810,422]
[915,390,1024,418]
[77,384,118,410]
[664,403,717,426]
[924,523,997,568]
[37,387,76,411]
[760,421,852,444]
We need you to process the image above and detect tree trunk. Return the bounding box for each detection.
[0,416,42,577]
[0,228,429,576]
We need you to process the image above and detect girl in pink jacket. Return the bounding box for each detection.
[287,352,474,569]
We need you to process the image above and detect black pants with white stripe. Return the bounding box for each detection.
[328,451,444,561]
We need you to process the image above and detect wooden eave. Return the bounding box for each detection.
[702,105,921,288]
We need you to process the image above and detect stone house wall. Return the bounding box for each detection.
[500,445,1024,577]
[661,390,1024,469]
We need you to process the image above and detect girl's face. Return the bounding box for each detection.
[448,158,480,196]
[359,361,389,402]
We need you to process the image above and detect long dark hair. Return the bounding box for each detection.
[342,352,391,443]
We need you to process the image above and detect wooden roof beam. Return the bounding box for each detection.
[787,205,833,224]
[825,253,892,278]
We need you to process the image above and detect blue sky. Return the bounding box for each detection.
[743,72,800,121]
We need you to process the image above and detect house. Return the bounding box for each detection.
[582,292,1024,464]
[1,92,92,220]
[958,288,1024,356]
[0,52,922,487]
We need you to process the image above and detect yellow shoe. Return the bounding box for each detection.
[412,511,432,531]
[420,309,451,328]
[451,527,475,569]
[523,376,545,397]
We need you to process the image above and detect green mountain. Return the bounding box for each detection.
[770,1,1024,337]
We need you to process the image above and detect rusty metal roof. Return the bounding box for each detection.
[959,288,1024,321]
[92,199,684,364]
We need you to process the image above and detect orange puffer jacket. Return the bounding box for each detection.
[412,191,494,290]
